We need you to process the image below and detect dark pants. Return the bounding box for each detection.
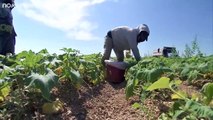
[0,34,16,55]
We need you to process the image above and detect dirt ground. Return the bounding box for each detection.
[6,79,205,120]
[31,80,163,120]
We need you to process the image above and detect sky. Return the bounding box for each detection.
[11,0,213,56]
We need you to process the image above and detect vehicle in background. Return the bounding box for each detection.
[153,46,178,57]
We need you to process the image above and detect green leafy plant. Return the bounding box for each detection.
[147,77,213,119]
[79,53,104,85]
[125,56,213,119]
[25,68,59,101]
[125,58,173,99]
[201,83,213,105]
[58,48,83,88]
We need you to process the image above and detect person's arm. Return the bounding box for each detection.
[131,47,141,61]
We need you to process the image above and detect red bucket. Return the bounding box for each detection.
[105,61,128,83]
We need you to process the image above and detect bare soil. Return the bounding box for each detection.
[30,80,163,120]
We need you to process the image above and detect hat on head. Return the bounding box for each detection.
[138,24,150,41]
[138,24,150,34]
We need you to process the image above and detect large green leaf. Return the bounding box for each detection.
[69,70,82,89]
[171,90,187,100]
[125,78,138,99]
[146,77,170,91]
[26,68,59,100]
[125,81,134,99]
[201,83,213,105]
[147,67,172,83]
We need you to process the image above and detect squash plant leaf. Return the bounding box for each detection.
[147,77,170,91]
[171,90,187,100]
[125,79,134,99]
[26,68,59,100]
[147,67,172,83]
[69,70,82,89]
[125,78,138,99]
[201,83,213,105]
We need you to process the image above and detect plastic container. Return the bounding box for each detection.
[105,60,128,83]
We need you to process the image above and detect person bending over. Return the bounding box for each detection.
[101,24,150,65]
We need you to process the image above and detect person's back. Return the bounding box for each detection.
[111,26,138,51]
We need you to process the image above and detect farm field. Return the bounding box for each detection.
[0,48,213,120]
